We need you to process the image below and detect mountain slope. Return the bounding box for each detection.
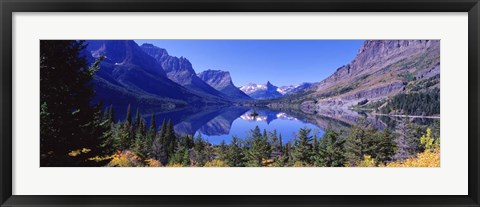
[140,43,228,101]
[85,40,215,109]
[239,81,283,100]
[198,69,252,101]
[279,40,440,109]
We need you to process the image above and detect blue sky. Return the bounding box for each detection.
[135,40,364,87]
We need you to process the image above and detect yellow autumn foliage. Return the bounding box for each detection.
[107,150,144,167]
[68,148,91,157]
[385,128,440,167]
[293,161,312,167]
[357,155,376,167]
[386,149,440,167]
[145,159,162,167]
[204,159,228,167]
[166,163,184,167]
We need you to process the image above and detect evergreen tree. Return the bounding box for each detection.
[227,136,245,167]
[152,132,168,166]
[165,119,177,159]
[373,128,396,164]
[315,127,346,167]
[193,133,207,166]
[269,129,282,158]
[285,142,293,166]
[120,105,134,150]
[181,148,191,166]
[292,127,313,164]
[245,126,272,166]
[40,40,109,166]
[344,118,376,166]
[217,140,229,162]
[108,104,115,123]
[134,107,143,135]
[125,104,132,125]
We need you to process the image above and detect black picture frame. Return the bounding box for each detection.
[1,0,479,206]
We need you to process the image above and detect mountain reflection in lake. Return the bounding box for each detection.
[133,106,324,144]
[120,106,438,145]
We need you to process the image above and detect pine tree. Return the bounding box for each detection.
[374,128,396,164]
[181,148,191,166]
[134,107,141,132]
[165,119,177,160]
[269,129,282,159]
[108,104,115,123]
[217,140,229,162]
[315,127,346,167]
[40,40,109,166]
[120,105,134,150]
[292,127,313,164]
[245,126,271,166]
[152,132,168,166]
[344,118,376,166]
[125,104,132,125]
[193,133,207,166]
[227,136,245,167]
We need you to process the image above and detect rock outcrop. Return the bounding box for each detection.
[198,69,252,101]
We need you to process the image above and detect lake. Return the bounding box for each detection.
[120,105,438,145]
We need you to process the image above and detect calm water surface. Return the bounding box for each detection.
[117,106,437,145]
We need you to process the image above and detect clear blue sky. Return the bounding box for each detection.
[135,40,364,87]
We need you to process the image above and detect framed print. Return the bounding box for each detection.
[1,0,479,206]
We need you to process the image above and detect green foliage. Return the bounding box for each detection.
[399,71,416,82]
[357,155,376,167]
[313,127,346,167]
[381,89,440,116]
[292,127,313,164]
[420,128,439,152]
[226,136,246,167]
[344,118,376,166]
[216,140,229,162]
[40,40,110,166]
[245,126,272,167]
[192,133,208,166]
[373,128,396,163]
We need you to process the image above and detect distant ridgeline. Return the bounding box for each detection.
[85,40,440,117]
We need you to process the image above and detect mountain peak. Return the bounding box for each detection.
[140,43,228,100]
[239,82,281,100]
[198,69,232,86]
[198,69,251,101]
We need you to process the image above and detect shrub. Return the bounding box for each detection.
[357,155,376,167]
[204,160,228,167]
[107,150,144,167]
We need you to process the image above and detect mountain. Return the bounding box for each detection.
[198,70,252,101]
[277,82,313,95]
[140,43,228,101]
[278,40,440,110]
[239,81,283,100]
[84,40,217,110]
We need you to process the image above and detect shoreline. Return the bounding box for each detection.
[372,113,440,119]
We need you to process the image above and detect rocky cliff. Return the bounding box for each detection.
[140,43,228,101]
[303,40,440,108]
[198,70,252,101]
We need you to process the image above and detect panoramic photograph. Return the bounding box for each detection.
[40,40,440,167]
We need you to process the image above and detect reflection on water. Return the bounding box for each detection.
[117,106,437,145]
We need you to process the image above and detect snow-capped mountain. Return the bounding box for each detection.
[239,81,283,99]
[277,82,313,95]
